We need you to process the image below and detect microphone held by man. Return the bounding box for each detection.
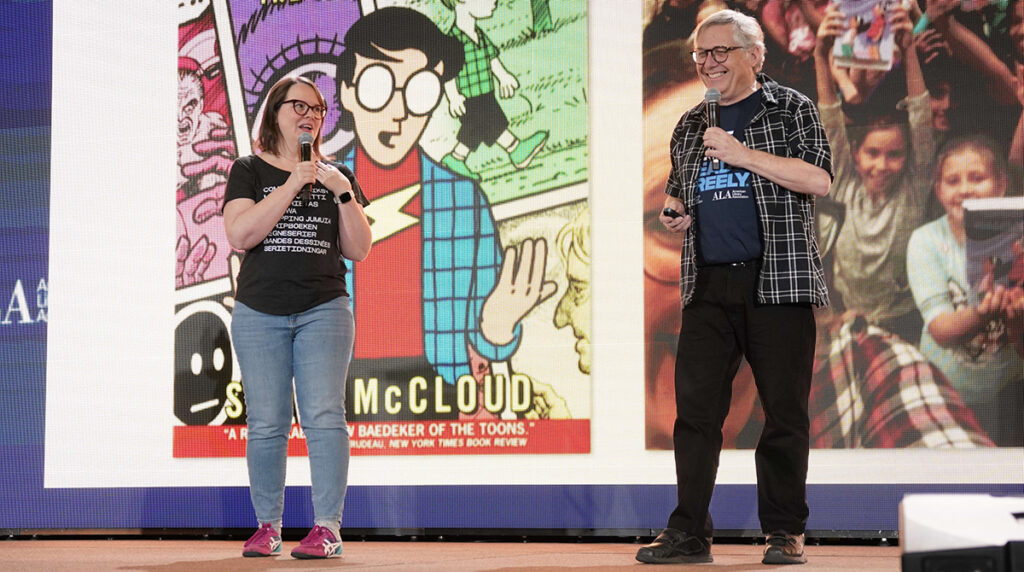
[705,88,721,171]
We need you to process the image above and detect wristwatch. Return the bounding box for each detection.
[333,191,353,205]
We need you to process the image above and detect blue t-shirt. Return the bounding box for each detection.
[696,90,762,266]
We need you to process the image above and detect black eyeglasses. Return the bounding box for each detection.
[691,45,744,64]
[279,99,327,119]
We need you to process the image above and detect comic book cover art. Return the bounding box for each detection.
[964,197,1024,305]
[172,0,592,458]
[174,1,243,430]
[831,0,897,70]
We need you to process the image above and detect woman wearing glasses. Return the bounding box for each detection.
[222,75,371,560]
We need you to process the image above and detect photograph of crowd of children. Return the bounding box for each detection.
[643,0,1024,448]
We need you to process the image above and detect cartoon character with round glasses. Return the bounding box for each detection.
[438,0,549,180]
[335,7,557,421]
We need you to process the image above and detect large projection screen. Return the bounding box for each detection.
[0,0,1020,533]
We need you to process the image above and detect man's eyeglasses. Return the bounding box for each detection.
[355,64,442,116]
[279,99,327,119]
[691,45,744,64]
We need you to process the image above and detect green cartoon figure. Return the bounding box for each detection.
[440,0,549,180]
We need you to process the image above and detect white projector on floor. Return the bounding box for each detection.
[900,494,1024,571]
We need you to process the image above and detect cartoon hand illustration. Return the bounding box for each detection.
[445,81,467,117]
[176,233,217,288]
[480,238,558,345]
[222,253,242,309]
[182,137,235,183]
[178,123,234,199]
[188,186,226,226]
[494,66,519,99]
[523,380,571,419]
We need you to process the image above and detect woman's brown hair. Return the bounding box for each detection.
[255,76,325,158]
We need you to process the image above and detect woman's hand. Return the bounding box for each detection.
[286,160,317,196]
[315,161,353,198]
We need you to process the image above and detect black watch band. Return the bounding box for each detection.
[333,191,353,205]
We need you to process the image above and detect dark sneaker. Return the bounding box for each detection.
[636,528,713,564]
[241,523,281,557]
[508,131,548,169]
[762,531,807,565]
[291,525,342,559]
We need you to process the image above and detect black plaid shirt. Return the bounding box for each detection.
[665,74,832,307]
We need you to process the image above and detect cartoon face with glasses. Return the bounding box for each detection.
[337,16,453,167]
[333,8,558,417]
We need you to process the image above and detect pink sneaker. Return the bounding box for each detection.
[291,525,342,559]
[241,523,281,557]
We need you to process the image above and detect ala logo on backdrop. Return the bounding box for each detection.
[2,278,48,325]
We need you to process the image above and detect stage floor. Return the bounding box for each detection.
[1,539,901,571]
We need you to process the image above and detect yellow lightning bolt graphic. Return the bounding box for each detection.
[363,183,421,244]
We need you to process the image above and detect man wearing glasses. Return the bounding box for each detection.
[636,9,832,566]
[334,7,555,421]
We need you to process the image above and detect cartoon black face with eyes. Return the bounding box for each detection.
[174,311,233,425]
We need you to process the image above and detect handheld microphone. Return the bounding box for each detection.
[705,88,721,171]
[298,132,314,207]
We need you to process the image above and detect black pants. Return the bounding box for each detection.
[667,262,815,537]
[457,92,509,150]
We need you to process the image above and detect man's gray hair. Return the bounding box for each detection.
[695,9,766,72]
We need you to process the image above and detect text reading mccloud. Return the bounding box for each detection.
[352,374,534,416]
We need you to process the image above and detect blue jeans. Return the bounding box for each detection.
[230,297,353,529]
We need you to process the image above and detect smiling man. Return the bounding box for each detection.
[636,9,833,566]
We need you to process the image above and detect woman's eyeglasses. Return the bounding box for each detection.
[279,99,327,119]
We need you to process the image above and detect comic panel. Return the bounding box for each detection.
[174,0,244,432]
[174,0,593,457]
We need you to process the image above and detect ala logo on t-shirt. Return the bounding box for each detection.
[697,130,752,200]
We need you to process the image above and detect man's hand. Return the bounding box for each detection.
[703,126,750,170]
[660,198,692,233]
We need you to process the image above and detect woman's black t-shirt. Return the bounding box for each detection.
[223,154,368,316]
